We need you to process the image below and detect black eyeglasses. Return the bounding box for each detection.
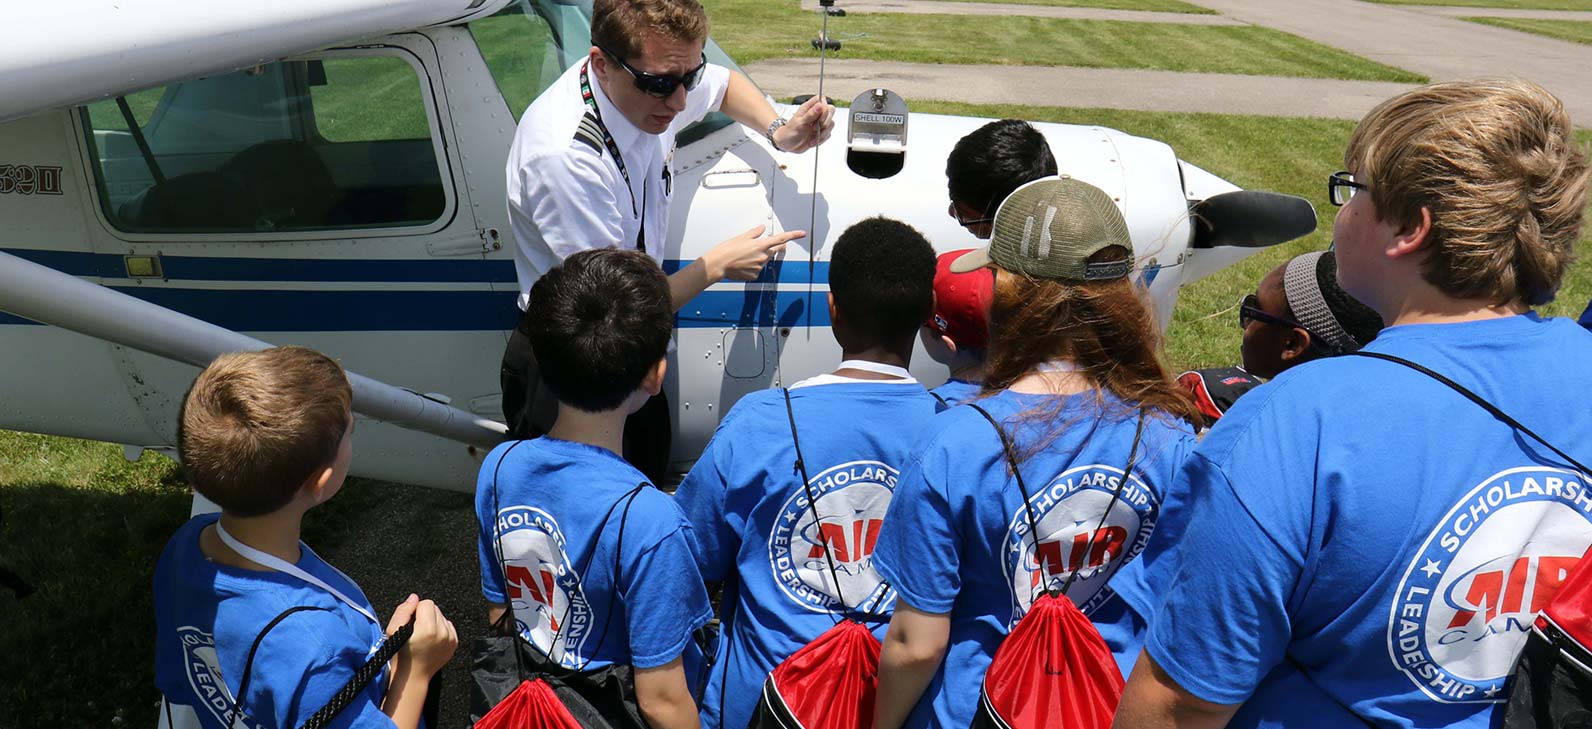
[948,201,993,228]
[1328,171,1367,207]
[599,45,708,98]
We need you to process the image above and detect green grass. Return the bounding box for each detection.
[1466,16,1592,43]
[0,432,480,728]
[704,0,1427,82]
[915,0,1214,11]
[1365,0,1592,9]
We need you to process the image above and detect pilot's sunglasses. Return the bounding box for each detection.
[600,46,708,98]
[1328,171,1367,206]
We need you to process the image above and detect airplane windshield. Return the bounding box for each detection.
[474,0,746,144]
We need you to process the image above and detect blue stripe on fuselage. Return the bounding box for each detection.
[0,250,831,331]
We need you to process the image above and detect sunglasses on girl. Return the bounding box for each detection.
[1239,294,1337,352]
[599,46,708,98]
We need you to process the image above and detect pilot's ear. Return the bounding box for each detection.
[588,46,607,77]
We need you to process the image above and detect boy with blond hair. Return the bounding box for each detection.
[1116,79,1592,729]
[155,346,456,729]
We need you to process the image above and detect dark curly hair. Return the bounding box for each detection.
[830,217,937,350]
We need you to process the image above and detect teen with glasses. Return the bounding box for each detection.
[945,119,1058,240]
[501,0,836,475]
[1116,80,1592,729]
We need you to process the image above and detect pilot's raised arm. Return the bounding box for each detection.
[499,0,833,470]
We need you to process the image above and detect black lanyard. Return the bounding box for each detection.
[579,62,647,251]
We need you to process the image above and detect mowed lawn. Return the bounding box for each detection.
[918,0,1213,11]
[5,105,1590,724]
[703,0,1427,82]
[1467,16,1592,44]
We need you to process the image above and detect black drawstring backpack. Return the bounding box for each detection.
[965,403,1145,729]
[469,439,650,729]
[1346,352,1592,729]
[743,388,891,729]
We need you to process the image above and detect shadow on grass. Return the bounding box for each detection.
[0,439,485,729]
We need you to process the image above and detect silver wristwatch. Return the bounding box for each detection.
[764,117,788,151]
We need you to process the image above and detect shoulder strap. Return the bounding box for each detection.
[572,482,647,673]
[1349,351,1589,476]
[781,387,851,621]
[967,403,1147,600]
[928,390,949,408]
[231,606,416,729]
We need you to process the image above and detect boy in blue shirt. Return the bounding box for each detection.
[154,346,456,729]
[476,248,711,729]
[1116,80,1592,729]
[674,216,941,729]
[921,249,993,406]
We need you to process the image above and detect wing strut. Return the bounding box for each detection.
[0,250,507,449]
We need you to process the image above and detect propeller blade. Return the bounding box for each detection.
[1190,190,1317,249]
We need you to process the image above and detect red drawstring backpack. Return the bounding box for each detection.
[967,403,1146,729]
[744,389,891,729]
[474,678,583,729]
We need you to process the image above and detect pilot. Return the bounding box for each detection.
[500,0,835,478]
[946,119,1057,240]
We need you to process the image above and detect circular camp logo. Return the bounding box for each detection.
[1003,464,1158,620]
[177,626,265,729]
[496,506,593,668]
[1388,467,1592,703]
[769,460,899,614]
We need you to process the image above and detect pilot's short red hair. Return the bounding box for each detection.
[592,0,710,61]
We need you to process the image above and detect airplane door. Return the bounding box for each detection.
[665,127,787,468]
[70,33,506,491]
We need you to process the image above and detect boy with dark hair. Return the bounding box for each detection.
[476,249,710,729]
[155,346,456,729]
[921,249,994,405]
[946,119,1058,240]
[674,216,941,729]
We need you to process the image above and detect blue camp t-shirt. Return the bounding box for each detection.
[1142,314,1592,728]
[154,514,393,729]
[475,437,712,673]
[874,389,1197,729]
[673,375,940,729]
[929,377,982,407]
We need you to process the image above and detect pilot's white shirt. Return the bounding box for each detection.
[506,60,731,310]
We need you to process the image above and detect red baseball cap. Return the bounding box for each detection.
[929,249,995,350]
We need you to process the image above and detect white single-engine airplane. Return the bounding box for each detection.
[0,0,1315,491]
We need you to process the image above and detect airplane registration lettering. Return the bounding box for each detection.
[0,164,63,196]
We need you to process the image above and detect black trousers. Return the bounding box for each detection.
[500,313,673,483]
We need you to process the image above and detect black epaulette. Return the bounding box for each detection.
[573,109,604,154]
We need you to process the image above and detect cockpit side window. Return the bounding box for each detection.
[79,50,448,236]
[473,0,744,144]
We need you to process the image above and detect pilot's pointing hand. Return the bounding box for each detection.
[773,96,836,154]
[707,225,807,282]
